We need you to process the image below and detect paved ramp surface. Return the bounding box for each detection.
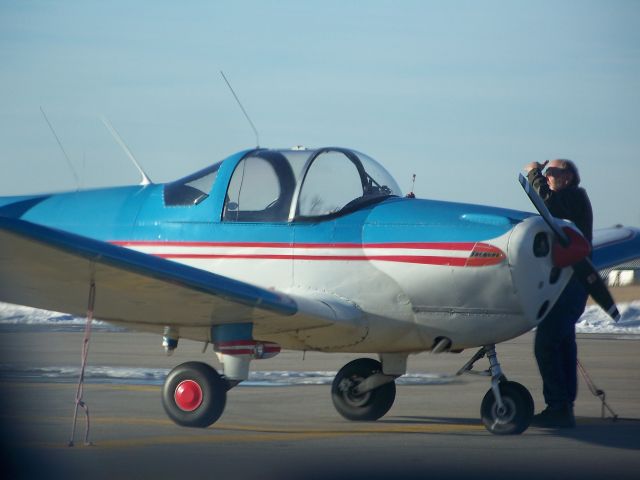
[1,331,639,479]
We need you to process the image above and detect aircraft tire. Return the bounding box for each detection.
[331,358,396,421]
[162,361,227,428]
[480,380,534,435]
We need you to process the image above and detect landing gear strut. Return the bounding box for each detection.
[458,345,534,435]
[160,323,281,428]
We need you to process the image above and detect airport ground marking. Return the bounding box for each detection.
[31,422,486,450]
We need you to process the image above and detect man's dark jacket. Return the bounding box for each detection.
[527,168,593,243]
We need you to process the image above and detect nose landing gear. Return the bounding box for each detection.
[480,380,534,435]
[458,345,534,435]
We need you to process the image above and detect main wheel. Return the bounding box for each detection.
[162,361,227,428]
[331,358,396,421]
[480,380,534,435]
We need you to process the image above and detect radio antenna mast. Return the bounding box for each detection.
[406,173,417,198]
[40,106,80,189]
[101,116,152,186]
[220,70,260,148]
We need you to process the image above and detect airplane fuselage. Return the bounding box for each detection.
[0,148,571,353]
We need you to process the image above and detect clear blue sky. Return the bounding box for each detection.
[1,0,638,228]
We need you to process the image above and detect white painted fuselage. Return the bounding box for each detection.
[120,215,569,353]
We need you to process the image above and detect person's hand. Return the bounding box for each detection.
[524,160,548,173]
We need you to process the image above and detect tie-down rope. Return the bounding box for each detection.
[577,358,618,421]
[68,282,95,447]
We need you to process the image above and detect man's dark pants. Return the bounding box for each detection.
[534,276,589,409]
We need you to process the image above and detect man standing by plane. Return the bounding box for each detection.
[524,159,593,428]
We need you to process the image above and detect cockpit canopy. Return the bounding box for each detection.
[164,147,402,222]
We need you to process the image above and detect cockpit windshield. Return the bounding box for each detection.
[222,147,400,222]
[296,149,401,218]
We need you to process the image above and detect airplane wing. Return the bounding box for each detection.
[0,217,364,343]
[592,226,640,271]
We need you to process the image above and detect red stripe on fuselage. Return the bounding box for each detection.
[110,241,504,267]
[112,240,477,250]
[153,253,470,266]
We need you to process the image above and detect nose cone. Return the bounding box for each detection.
[552,226,591,268]
[507,216,573,327]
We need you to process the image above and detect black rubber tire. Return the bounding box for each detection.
[331,358,396,421]
[161,361,227,428]
[480,380,534,435]
[507,380,535,420]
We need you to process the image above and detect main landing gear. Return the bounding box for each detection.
[159,330,281,428]
[161,362,228,428]
[331,358,397,421]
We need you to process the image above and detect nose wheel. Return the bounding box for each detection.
[481,380,534,435]
[162,361,227,428]
[458,345,534,435]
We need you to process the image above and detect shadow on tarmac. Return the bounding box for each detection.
[381,414,640,451]
[552,417,640,450]
[382,415,482,426]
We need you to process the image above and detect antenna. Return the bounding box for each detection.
[406,173,416,198]
[220,70,260,148]
[100,116,152,186]
[39,106,80,188]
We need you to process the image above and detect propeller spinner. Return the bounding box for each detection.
[518,173,620,322]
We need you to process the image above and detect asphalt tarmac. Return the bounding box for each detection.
[1,329,639,480]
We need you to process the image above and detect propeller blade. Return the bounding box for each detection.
[518,173,620,322]
[573,258,621,322]
[518,174,569,246]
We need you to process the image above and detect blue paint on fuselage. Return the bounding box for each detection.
[0,148,533,245]
[18,185,152,240]
[362,197,529,243]
[0,195,50,218]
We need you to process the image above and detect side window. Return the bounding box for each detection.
[298,152,363,217]
[223,157,285,222]
[164,162,220,207]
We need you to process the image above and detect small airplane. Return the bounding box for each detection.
[1,146,639,435]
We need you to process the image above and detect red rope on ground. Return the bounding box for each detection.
[68,282,95,447]
[577,358,618,421]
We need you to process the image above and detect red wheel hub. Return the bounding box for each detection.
[174,380,203,412]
